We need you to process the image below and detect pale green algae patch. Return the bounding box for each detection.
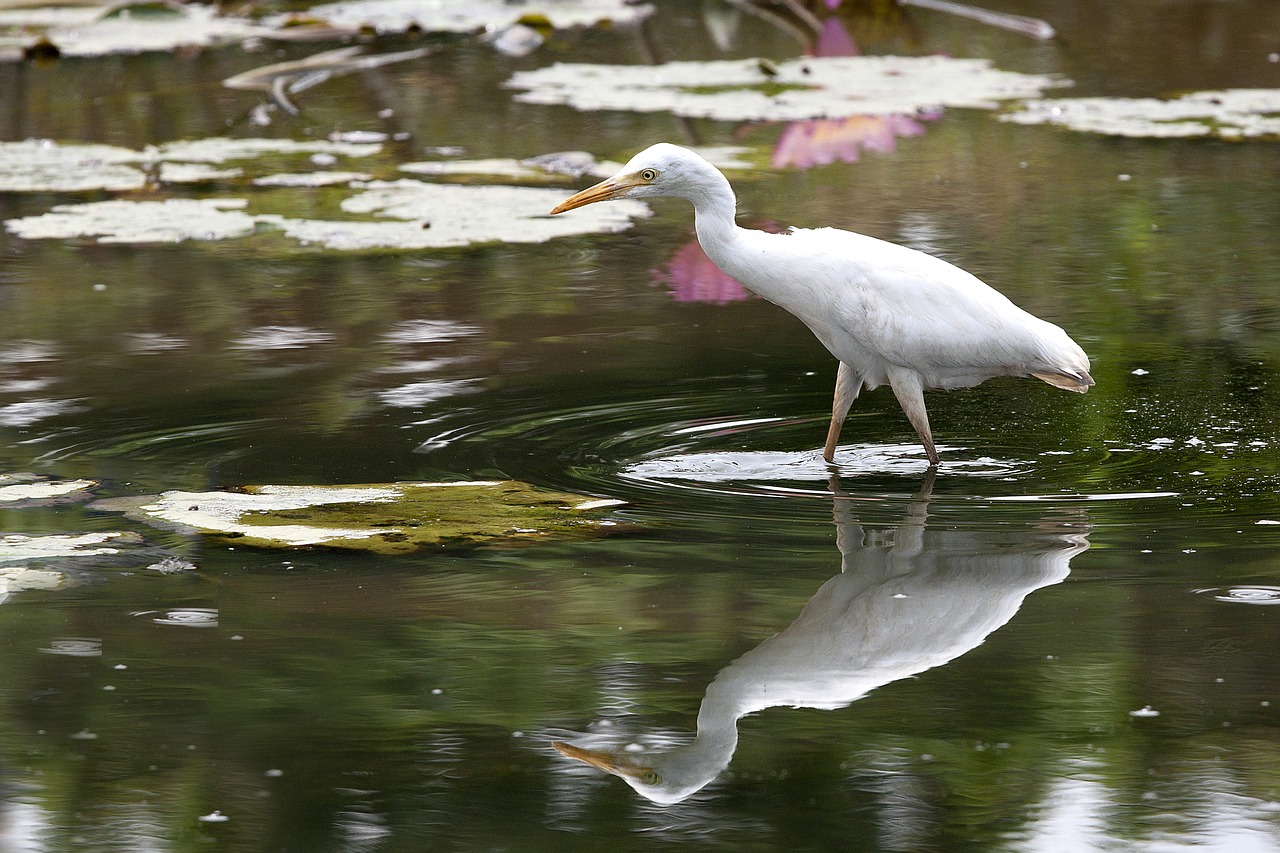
[94,481,629,553]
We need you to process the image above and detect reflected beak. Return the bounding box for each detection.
[552,741,623,773]
[549,175,642,215]
[552,740,652,782]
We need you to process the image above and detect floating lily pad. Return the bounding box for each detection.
[93,481,628,553]
[252,171,372,187]
[506,55,1068,122]
[0,139,146,192]
[400,159,551,181]
[278,0,652,36]
[157,163,243,183]
[0,474,96,504]
[0,566,69,604]
[0,137,381,193]
[1001,89,1280,139]
[6,198,259,243]
[0,530,145,564]
[152,137,382,163]
[0,2,271,59]
[264,180,651,250]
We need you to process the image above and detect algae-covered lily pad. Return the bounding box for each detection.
[1001,89,1280,139]
[506,55,1067,122]
[94,481,628,553]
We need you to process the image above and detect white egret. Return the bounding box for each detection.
[550,143,1093,465]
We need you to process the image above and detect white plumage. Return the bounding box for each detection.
[551,143,1093,465]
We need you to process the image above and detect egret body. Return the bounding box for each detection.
[550,143,1093,465]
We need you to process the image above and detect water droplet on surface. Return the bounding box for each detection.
[197,811,229,823]
[1130,706,1160,718]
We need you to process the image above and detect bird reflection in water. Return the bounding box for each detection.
[552,475,1089,805]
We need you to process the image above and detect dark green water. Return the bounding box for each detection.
[0,1,1278,850]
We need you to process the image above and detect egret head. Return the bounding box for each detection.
[549,143,728,214]
[552,739,722,805]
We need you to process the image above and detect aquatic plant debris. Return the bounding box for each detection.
[506,55,1068,122]
[93,481,629,553]
[1002,89,1280,138]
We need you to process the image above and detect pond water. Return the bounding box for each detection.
[0,1,1278,850]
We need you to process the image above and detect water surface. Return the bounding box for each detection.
[0,1,1277,850]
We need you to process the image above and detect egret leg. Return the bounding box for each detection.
[823,362,863,463]
[888,370,940,466]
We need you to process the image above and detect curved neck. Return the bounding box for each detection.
[689,169,741,260]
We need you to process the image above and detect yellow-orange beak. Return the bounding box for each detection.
[552,740,656,783]
[552,741,622,773]
[549,175,643,215]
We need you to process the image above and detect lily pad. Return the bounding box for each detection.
[506,55,1068,122]
[0,566,69,604]
[1001,89,1280,139]
[0,474,96,504]
[93,481,628,553]
[0,2,271,59]
[0,139,146,192]
[152,137,383,163]
[278,0,653,36]
[252,171,372,187]
[0,137,381,194]
[6,198,259,243]
[0,530,145,564]
[264,180,651,250]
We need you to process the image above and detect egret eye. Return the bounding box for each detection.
[640,168,658,182]
[641,770,660,785]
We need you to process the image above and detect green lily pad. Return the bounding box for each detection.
[93,481,629,553]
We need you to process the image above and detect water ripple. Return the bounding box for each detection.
[1196,586,1280,605]
[131,608,219,627]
